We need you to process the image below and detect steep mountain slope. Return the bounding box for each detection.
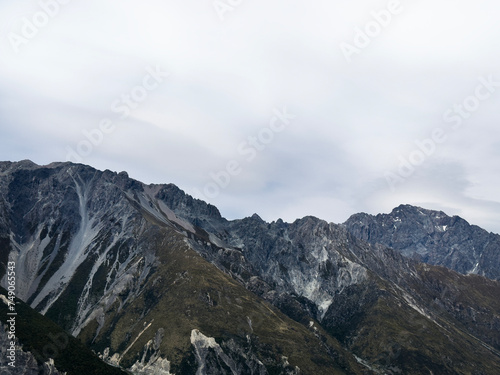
[0,286,127,375]
[0,161,364,374]
[178,211,500,374]
[344,204,500,280]
[0,161,499,375]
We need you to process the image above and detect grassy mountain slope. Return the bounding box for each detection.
[78,224,367,374]
[323,273,500,375]
[0,286,127,375]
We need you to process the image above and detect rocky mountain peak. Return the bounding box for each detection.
[345,204,500,280]
[1,161,500,375]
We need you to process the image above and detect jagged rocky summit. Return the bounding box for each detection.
[344,204,500,280]
[0,160,499,375]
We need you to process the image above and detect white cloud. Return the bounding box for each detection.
[1,0,500,233]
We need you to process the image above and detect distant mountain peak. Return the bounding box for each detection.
[345,204,500,280]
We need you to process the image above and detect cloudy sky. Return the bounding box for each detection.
[1,0,500,233]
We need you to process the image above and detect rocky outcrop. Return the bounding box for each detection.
[1,161,500,374]
[0,161,360,374]
[344,204,500,280]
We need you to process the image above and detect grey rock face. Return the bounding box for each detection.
[0,161,356,374]
[189,214,369,320]
[1,161,500,375]
[190,329,275,375]
[344,204,500,280]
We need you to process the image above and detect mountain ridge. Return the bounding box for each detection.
[1,160,499,374]
[344,203,500,280]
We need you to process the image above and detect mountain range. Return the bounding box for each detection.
[0,160,499,375]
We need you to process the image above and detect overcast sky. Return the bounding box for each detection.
[1,0,500,234]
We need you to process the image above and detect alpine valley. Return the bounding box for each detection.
[1,160,499,375]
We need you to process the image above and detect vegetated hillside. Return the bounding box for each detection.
[184,211,500,374]
[0,286,127,375]
[0,160,499,374]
